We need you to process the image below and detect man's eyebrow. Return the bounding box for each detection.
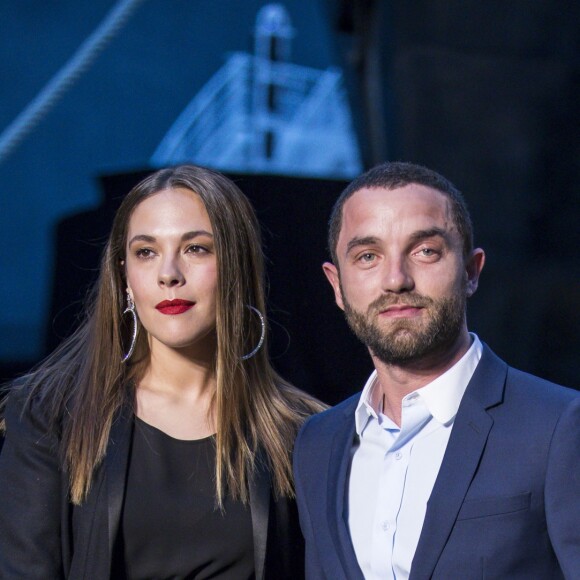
[408,227,451,245]
[128,230,213,247]
[345,236,379,255]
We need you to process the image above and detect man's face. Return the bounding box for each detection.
[323,185,484,366]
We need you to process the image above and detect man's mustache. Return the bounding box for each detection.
[367,293,434,314]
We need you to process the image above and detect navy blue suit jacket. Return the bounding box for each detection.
[293,345,580,579]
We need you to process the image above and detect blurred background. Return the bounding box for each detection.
[0,0,578,404]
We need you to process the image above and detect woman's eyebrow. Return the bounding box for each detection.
[127,234,155,247]
[181,230,213,241]
[128,230,214,247]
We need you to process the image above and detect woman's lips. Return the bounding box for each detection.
[155,299,195,315]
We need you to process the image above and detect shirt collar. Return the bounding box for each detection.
[354,370,380,435]
[416,333,482,424]
[354,333,483,434]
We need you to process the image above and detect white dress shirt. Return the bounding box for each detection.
[348,334,483,579]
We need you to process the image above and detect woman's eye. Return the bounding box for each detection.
[186,244,207,254]
[135,248,155,259]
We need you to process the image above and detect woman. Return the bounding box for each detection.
[0,164,324,579]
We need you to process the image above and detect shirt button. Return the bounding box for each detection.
[395,451,403,460]
[382,521,390,531]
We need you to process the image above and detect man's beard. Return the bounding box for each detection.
[342,287,466,366]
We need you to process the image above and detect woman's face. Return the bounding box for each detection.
[124,187,218,356]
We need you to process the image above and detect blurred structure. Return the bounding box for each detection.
[0,1,577,394]
[151,4,362,177]
[0,0,357,369]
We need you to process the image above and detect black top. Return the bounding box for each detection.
[118,416,255,580]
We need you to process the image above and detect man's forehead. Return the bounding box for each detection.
[347,183,447,206]
[341,184,452,228]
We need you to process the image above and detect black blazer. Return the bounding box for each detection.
[0,388,304,579]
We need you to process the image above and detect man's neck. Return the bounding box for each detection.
[371,331,472,426]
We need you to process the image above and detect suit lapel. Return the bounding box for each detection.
[410,346,507,579]
[250,452,271,580]
[326,401,366,580]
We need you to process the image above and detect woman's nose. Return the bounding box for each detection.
[158,258,185,287]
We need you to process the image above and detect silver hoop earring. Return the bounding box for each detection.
[121,293,138,363]
[241,306,265,361]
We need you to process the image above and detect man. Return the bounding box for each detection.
[293,161,579,579]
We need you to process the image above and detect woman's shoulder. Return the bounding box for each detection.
[2,378,62,438]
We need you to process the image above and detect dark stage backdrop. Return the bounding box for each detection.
[327,0,580,389]
[11,170,578,404]
[3,165,578,406]
[12,164,580,406]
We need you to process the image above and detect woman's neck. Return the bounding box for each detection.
[135,343,217,440]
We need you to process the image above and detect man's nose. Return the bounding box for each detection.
[381,257,414,293]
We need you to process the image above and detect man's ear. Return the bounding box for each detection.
[465,248,485,297]
[322,261,345,311]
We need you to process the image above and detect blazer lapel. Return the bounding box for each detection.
[70,401,133,579]
[250,452,271,580]
[325,402,366,580]
[410,346,507,579]
[105,403,133,560]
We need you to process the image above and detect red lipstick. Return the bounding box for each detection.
[155,299,195,315]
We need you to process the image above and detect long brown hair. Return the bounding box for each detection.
[1,165,324,505]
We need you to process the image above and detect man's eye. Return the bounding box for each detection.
[358,253,375,262]
[415,247,439,259]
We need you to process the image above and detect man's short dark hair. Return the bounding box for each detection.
[328,161,474,265]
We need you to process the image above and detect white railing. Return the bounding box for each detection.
[151,52,362,177]
[151,52,251,165]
